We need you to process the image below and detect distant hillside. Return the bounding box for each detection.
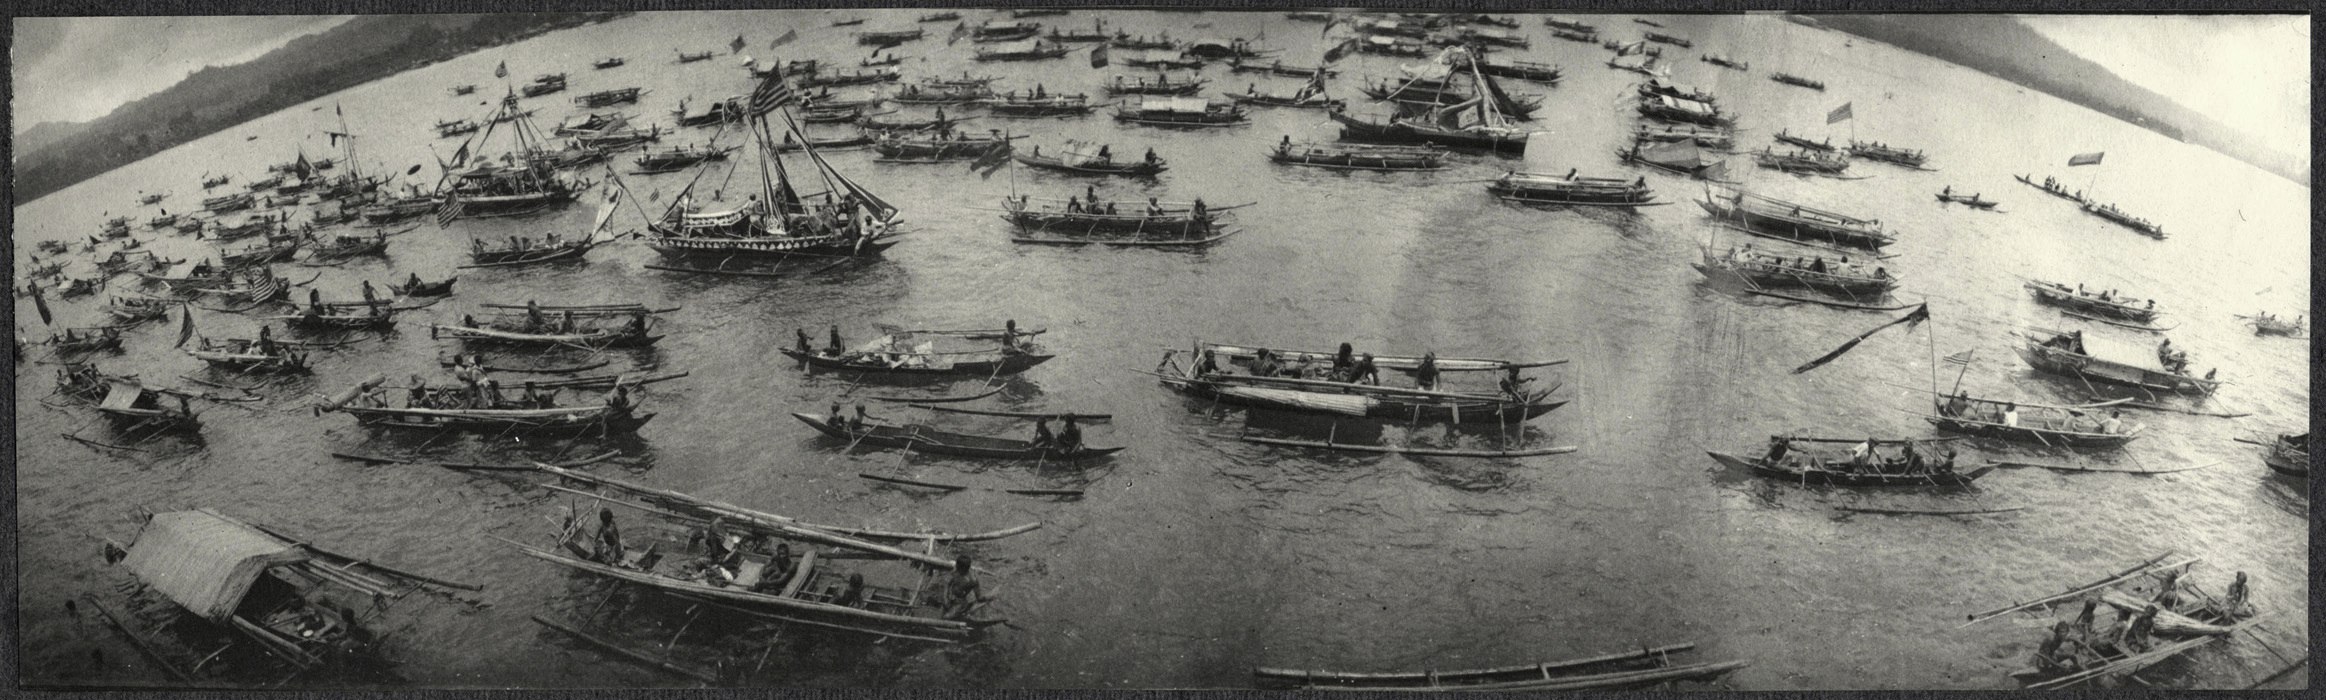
[1798,14,2307,184]
[12,12,626,204]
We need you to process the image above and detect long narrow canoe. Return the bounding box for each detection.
[1708,451,1994,487]
[780,347,1052,377]
[533,463,1043,543]
[1200,341,1564,372]
[1256,643,1745,691]
[794,412,1123,461]
[429,323,662,348]
[1243,435,1576,458]
[911,404,1112,421]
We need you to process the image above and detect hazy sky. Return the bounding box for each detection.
[2019,14,2309,145]
[11,15,352,131]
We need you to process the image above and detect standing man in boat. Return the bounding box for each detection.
[828,325,846,357]
[1415,353,1440,391]
[593,508,625,564]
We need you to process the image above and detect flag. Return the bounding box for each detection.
[1322,37,1358,64]
[770,29,798,48]
[1826,102,1853,124]
[1943,349,1976,366]
[31,286,52,325]
[970,141,1014,178]
[730,34,747,53]
[948,22,968,46]
[1618,41,1646,56]
[494,60,508,78]
[1090,43,1110,68]
[335,103,343,117]
[295,152,313,178]
[1792,304,1930,374]
[174,307,194,348]
[1294,70,1326,100]
[747,65,798,116]
[435,191,464,229]
[2068,152,2105,166]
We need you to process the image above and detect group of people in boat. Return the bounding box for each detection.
[475,301,651,339]
[796,321,1033,369]
[371,354,574,411]
[1937,394,2131,435]
[1761,436,1960,476]
[473,231,567,255]
[1722,243,1889,279]
[2032,570,2252,675]
[1027,414,1086,454]
[1194,344,1384,386]
[586,506,986,613]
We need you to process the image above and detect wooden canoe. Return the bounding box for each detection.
[780,347,1052,377]
[1255,643,1746,691]
[1197,342,1563,373]
[794,413,1121,462]
[1708,451,1994,487]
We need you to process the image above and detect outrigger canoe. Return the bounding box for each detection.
[794,412,1122,461]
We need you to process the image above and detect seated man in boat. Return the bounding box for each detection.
[934,556,984,620]
[827,325,846,357]
[1849,437,1877,470]
[2035,621,2080,673]
[1146,197,1164,216]
[1762,436,1792,464]
[2210,572,2251,620]
[1941,391,1970,417]
[558,310,579,334]
[2118,604,2160,653]
[1030,417,1055,447]
[257,326,278,357]
[1330,343,1356,380]
[751,543,796,594]
[830,573,869,608]
[526,302,547,331]
[1249,349,1281,378]
[1414,353,1441,391]
[1067,196,1084,214]
[1144,148,1159,166]
[1055,416,1084,454]
[2098,410,2125,435]
[1498,366,1533,399]
[1348,353,1380,385]
[593,508,625,564]
[625,312,649,338]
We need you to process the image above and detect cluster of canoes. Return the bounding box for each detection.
[33,8,2302,692]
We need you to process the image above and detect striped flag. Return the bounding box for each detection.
[747,64,798,116]
[970,141,1014,178]
[2068,152,2105,166]
[174,307,195,348]
[1322,37,1358,64]
[1943,349,1976,366]
[1827,102,1853,124]
[30,285,51,325]
[435,191,464,229]
[1793,304,1931,374]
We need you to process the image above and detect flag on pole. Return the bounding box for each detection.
[1943,349,1976,366]
[31,286,52,325]
[970,141,1015,178]
[1090,43,1110,69]
[1294,70,1326,100]
[1827,102,1853,124]
[1792,304,1931,374]
[494,60,508,78]
[747,64,799,116]
[1322,37,1358,64]
[770,28,798,48]
[435,191,464,229]
[730,35,747,53]
[2068,152,2105,166]
[174,307,195,348]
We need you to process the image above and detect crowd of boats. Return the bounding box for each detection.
[16,8,2306,691]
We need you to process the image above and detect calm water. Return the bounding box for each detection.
[14,10,2310,690]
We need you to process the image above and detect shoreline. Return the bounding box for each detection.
[13,12,632,206]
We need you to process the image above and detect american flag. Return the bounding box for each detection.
[435,192,464,229]
[747,65,798,116]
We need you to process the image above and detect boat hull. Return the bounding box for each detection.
[1708,451,1990,487]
